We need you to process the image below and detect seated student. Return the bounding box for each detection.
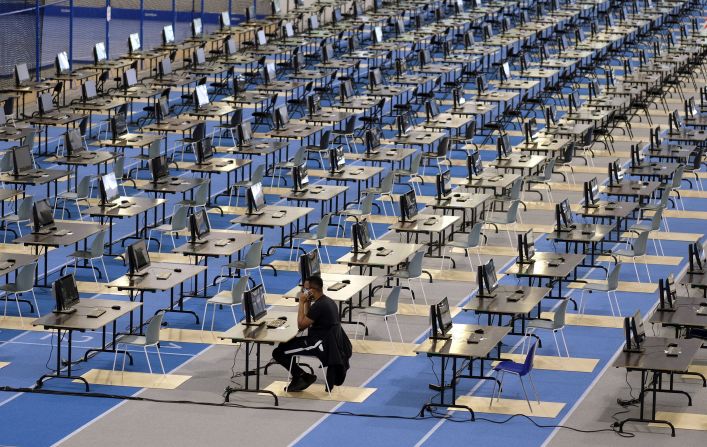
[272,275,352,392]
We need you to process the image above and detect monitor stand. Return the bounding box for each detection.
[52,308,77,315]
[128,271,149,278]
[190,238,208,245]
[246,210,265,216]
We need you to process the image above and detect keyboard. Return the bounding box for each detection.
[54,230,69,237]
[156,272,172,280]
[214,239,231,247]
[375,248,392,256]
[86,308,106,318]
[266,318,286,329]
[327,282,347,291]
[119,203,132,209]
[0,262,12,270]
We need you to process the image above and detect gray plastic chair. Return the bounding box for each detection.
[202,276,248,330]
[422,136,451,174]
[0,197,33,242]
[485,200,521,246]
[229,164,265,207]
[524,158,556,201]
[219,240,265,292]
[68,230,109,283]
[362,171,395,216]
[386,250,427,305]
[1,262,38,320]
[54,176,92,221]
[393,152,423,195]
[668,164,686,210]
[113,312,165,374]
[524,299,569,357]
[614,230,651,282]
[354,286,403,343]
[290,213,332,264]
[337,194,375,238]
[442,221,484,270]
[272,145,306,187]
[177,181,210,224]
[331,116,358,152]
[148,204,189,251]
[580,262,622,316]
[630,207,665,256]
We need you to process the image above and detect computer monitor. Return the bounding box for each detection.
[195,138,214,164]
[257,29,268,47]
[556,198,574,230]
[33,199,54,233]
[307,94,321,117]
[321,44,334,64]
[65,129,84,157]
[500,61,511,82]
[689,236,706,273]
[299,248,321,283]
[192,18,203,37]
[452,87,466,109]
[292,163,310,192]
[467,150,483,177]
[436,169,453,200]
[329,146,346,173]
[123,68,138,88]
[193,47,207,66]
[53,274,80,314]
[308,15,319,30]
[366,128,382,153]
[430,297,453,339]
[399,188,418,222]
[271,0,281,15]
[477,259,499,297]
[94,42,107,63]
[237,121,253,146]
[396,114,413,137]
[194,84,210,109]
[497,134,511,159]
[163,25,175,45]
[243,284,267,324]
[274,105,289,130]
[150,155,169,182]
[419,49,432,67]
[353,220,372,253]
[220,11,231,28]
[225,37,237,56]
[156,96,170,122]
[369,68,383,89]
[12,146,33,175]
[517,228,535,264]
[111,112,128,139]
[127,239,151,276]
[340,80,354,101]
[332,7,343,22]
[394,17,405,35]
[623,310,645,353]
[128,33,141,53]
[82,80,98,101]
[189,209,210,243]
[56,51,70,74]
[658,275,677,312]
[15,63,30,86]
[38,93,54,115]
[584,177,599,207]
[263,62,276,84]
[247,182,266,215]
[426,100,441,120]
[630,142,645,167]
[608,159,624,186]
[99,172,120,205]
[372,26,384,44]
[245,7,253,22]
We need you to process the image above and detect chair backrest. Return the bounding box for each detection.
[607,261,622,290]
[78,116,89,138]
[319,130,332,149]
[17,197,34,221]
[230,276,249,306]
[77,176,92,198]
[506,200,520,222]
[145,312,165,345]
[0,152,12,172]
[359,194,375,214]
[406,250,425,277]
[671,164,685,188]
[170,205,189,231]
[437,136,450,157]
[114,155,126,179]
[384,286,402,315]
[632,230,650,256]
[509,178,523,200]
[315,213,332,239]
[552,299,569,329]
[244,240,263,268]
[542,158,557,180]
[193,123,206,141]
[690,149,704,170]
[466,221,484,248]
[148,140,161,159]
[16,262,37,292]
[522,340,538,375]
[250,164,266,184]
[379,171,394,194]
[292,145,307,165]
[408,151,422,173]
[90,230,107,257]
[194,182,210,205]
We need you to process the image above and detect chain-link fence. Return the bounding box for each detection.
[0,0,264,86]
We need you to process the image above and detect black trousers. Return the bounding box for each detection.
[272,336,323,378]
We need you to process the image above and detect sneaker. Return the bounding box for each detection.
[287,373,316,392]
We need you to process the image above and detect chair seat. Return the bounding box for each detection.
[493,359,525,374]
[387,270,413,280]
[486,214,514,225]
[338,209,363,217]
[207,291,237,305]
[291,230,316,240]
[0,215,21,224]
[57,192,82,200]
[447,240,474,250]
[359,306,389,316]
[177,200,202,207]
[274,161,295,169]
[69,250,95,260]
[118,334,148,346]
[224,260,248,270]
[583,282,611,292]
[0,283,30,293]
[612,248,637,257]
[362,187,382,194]
[527,318,556,330]
[151,224,174,233]
[629,224,651,232]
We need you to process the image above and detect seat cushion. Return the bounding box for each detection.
[119,335,147,346]
[69,250,93,259]
[493,360,525,373]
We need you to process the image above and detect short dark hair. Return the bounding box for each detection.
[307,275,324,290]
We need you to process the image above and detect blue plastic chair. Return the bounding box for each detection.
[491,341,540,412]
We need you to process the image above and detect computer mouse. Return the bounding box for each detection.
[7,259,14,263]
[278,316,287,321]
[228,237,236,241]
[111,305,121,310]
[700,302,707,307]
[174,268,182,273]
[515,289,524,294]
[121,200,129,204]
[453,193,461,197]
[474,328,485,334]
[342,279,351,284]
[377,247,385,251]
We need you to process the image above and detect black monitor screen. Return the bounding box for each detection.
[322,44,334,63]
[245,284,267,323]
[12,146,33,174]
[467,150,483,176]
[34,198,54,231]
[559,198,573,227]
[484,259,498,294]
[157,96,170,120]
[308,15,319,30]
[370,68,383,87]
[65,129,83,155]
[225,37,237,55]
[129,33,141,52]
[427,100,440,119]
[400,189,418,221]
[54,274,80,311]
[272,0,282,14]
[341,80,354,100]
[293,163,310,190]
[15,63,30,84]
[333,7,342,22]
[238,121,253,144]
[128,239,151,274]
[192,209,210,239]
[437,170,452,199]
[588,177,598,204]
[248,182,266,212]
[632,309,645,339]
[373,26,383,44]
[194,47,206,66]
[366,128,382,151]
[196,138,213,163]
[150,155,169,181]
[300,248,321,282]
[275,105,289,130]
[356,221,372,250]
[397,114,413,136]
[523,229,535,260]
[419,49,432,66]
[330,146,345,172]
[100,172,120,204]
[436,297,453,336]
[112,112,128,138]
[307,94,321,116]
[498,134,511,158]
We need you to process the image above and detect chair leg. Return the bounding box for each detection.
[518,376,533,412]
[144,346,153,374]
[154,345,166,375]
[394,314,403,343]
[528,372,541,404]
[201,302,209,330]
[383,315,392,343]
[612,290,622,316]
[101,257,110,282]
[559,328,569,357]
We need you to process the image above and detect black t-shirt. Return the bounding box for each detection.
[306,295,339,339]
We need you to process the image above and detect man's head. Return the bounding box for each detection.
[304,275,324,300]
